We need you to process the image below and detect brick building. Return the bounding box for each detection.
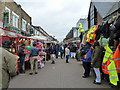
[0,0,32,36]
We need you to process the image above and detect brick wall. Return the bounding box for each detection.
[1,1,31,33]
[97,12,103,24]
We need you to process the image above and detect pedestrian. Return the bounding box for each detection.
[91,42,103,85]
[65,45,70,63]
[80,42,92,78]
[49,43,56,64]
[64,44,67,57]
[17,43,26,73]
[70,44,77,58]
[0,40,17,89]
[29,43,39,75]
[59,44,64,59]
[55,43,59,59]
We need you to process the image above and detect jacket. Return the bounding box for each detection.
[65,48,70,56]
[102,44,113,74]
[108,61,119,86]
[59,46,64,53]
[101,21,110,38]
[0,47,17,89]
[18,47,25,57]
[49,46,56,54]
[91,46,103,68]
[29,47,39,57]
[81,48,92,62]
[113,45,120,73]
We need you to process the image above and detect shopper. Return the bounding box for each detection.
[91,42,103,85]
[70,44,77,58]
[65,45,70,63]
[29,43,39,75]
[49,43,56,64]
[59,44,64,59]
[1,40,17,89]
[55,43,59,59]
[18,43,26,73]
[80,42,92,78]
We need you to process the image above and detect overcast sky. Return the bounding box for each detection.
[14,0,91,42]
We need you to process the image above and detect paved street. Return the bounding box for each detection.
[9,58,111,88]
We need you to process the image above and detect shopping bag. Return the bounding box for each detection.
[69,52,71,57]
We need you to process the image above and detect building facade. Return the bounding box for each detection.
[0,0,33,36]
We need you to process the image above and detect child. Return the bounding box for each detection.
[65,45,70,63]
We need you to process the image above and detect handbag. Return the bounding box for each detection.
[80,49,90,59]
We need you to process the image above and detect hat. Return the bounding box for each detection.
[2,40,11,48]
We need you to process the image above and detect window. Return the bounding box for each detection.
[27,23,30,32]
[12,12,19,28]
[4,7,10,25]
[22,19,26,31]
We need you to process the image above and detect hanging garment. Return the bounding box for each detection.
[108,61,119,86]
[102,44,113,74]
[101,21,110,38]
[114,17,120,30]
[113,45,120,73]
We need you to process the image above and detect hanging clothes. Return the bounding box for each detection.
[86,25,98,44]
[102,44,119,86]
[108,61,119,86]
[101,21,110,38]
[113,45,120,73]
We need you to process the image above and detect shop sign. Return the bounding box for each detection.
[4,25,21,34]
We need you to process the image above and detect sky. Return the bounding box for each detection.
[13,0,91,42]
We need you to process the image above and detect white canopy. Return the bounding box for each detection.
[28,36,47,40]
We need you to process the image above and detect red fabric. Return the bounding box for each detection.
[102,60,110,75]
[113,45,120,73]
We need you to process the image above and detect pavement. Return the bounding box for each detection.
[9,58,111,88]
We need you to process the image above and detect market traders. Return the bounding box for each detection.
[0,40,17,89]
[29,43,39,75]
[18,43,26,73]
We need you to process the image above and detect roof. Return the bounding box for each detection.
[105,1,120,18]
[90,2,115,18]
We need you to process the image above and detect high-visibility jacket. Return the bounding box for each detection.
[86,25,98,44]
[108,61,119,86]
[102,44,113,74]
[102,44,119,86]
[79,23,84,34]
[113,45,120,73]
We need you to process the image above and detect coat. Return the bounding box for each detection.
[0,47,17,89]
[49,46,56,54]
[91,46,103,68]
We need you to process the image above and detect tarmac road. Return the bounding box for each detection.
[9,58,111,88]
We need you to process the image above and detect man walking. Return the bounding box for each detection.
[59,44,64,59]
[55,43,59,59]
[29,43,39,75]
[49,43,56,64]
[18,43,26,73]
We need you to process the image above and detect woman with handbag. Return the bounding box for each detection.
[80,42,92,78]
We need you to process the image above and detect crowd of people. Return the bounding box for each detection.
[1,38,120,89]
[79,40,120,88]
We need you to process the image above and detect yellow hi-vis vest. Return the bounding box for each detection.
[103,44,113,63]
[108,61,119,86]
[79,23,84,34]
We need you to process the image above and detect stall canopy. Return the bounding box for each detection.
[0,27,17,37]
[28,36,47,41]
